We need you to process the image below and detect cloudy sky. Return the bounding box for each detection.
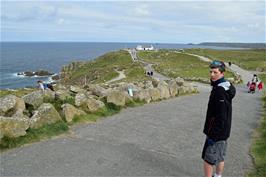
[1,0,265,43]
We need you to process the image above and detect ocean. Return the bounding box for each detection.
[0,42,234,89]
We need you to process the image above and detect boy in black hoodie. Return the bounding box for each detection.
[202,61,236,177]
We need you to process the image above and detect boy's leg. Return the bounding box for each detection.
[215,161,224,175]
[204,161,213,177]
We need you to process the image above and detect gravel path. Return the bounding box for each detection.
[106,69,126,83]
[0,53,263,177]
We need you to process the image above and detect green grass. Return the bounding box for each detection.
[138,50,234,80]
[249,93,266,177]
[0,88,37,98]
[0,120,69,151]
[62,50,152,85]
[43,96,75,113]
[185,48,266,71]
[258,74,266,84]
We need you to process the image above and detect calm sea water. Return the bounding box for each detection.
[0,42,234,89]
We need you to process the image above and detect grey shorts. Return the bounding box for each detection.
[202,139,227,165]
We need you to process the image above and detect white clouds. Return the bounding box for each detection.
[132,4,151,16]
[1,1,265,43]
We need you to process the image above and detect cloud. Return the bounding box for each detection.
[132,4,150,16]
[1,1,265,43]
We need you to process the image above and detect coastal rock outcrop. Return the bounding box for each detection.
[107,90,126,106]
[0,116,30,139]
[61,103,86,123]
[75,93,88,107]
[168,80,178,97]
[86,98,105,112]
[0,95,25,116]
[22,91,44,109]
[18,70,54,77]
[157,81,171,99]
[30,103,62,129]
[55,89,72,101]
[133,89,152,103]
[148,88,161,101]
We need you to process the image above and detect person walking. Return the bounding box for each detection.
[202,60,236,177]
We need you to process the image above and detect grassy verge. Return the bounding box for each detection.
[0,120,69,151]
[0,88,37,98]
[249,74,266,177]
[184,48,266,71]
[138,50,235,80]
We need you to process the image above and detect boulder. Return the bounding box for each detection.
[144,81,154,89]
[61,103,86,123]
[157,81,170,99]
[175,77,185,86]
[55,89,71,100]
[107,90,126,106]
[0,116,30,139]
[86,98,105,112]
[152,79,160,87]
[44,89,55,100]
[70,85,86,93]
[124,92,134,104]
[30,103,62,129]
[22,91,44,109]
[168,80,178,97]
[89,84,109,97]
[148,88,161,101]
[75,93,88,106]
[133,89,151,103]
[0,95,26,116]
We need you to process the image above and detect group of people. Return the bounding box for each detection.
[247,74,263,93]
[145,71,153,76]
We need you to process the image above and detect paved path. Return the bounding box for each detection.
[184,52,254,84]
[1,52,263,177]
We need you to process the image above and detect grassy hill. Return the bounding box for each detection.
[138,49,235,79]
[61,50,151,85]
[184,48,266,71]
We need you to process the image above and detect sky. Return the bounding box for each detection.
[1,0,265,43]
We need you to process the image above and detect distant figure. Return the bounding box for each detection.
[147,71,150,76]
[258,81,263,91]
[150,71,153,76]
[37,80,45,92]
[252,74,258,83]
[228,62,232,67]
[248,82,256,93]
[37,80,54,92]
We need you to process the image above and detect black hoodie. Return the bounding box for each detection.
[203,77,236,141]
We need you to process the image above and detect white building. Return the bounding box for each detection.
[136,45,154,51]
